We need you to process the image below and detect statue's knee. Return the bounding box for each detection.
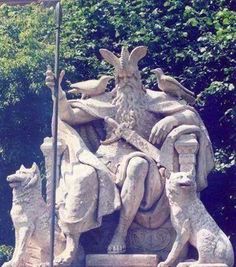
[82,165,96,178]
[127,157,149,178]
[73,164,97,185]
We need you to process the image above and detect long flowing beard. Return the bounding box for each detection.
[112,82,146,129]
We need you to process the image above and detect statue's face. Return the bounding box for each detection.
[116,67,137,87]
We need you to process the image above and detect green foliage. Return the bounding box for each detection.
[0,0,235,246]
[58,0,236,170]
[0,245,13,265]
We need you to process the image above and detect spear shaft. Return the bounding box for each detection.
[50,2,62,266]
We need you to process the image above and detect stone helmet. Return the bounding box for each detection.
[99,46,147,82]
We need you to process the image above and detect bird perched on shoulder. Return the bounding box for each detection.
[68,75,113,99]
[152,68,195,105]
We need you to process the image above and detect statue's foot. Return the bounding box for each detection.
[107,233,126,254]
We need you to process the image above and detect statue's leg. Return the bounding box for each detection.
[55,164,98,266]
[108,156,149,254]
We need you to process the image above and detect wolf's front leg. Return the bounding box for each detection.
[158,219,190,267]
[3,226,34,267]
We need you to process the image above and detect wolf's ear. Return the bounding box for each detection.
[159,167,171,180]
[188,168,195,177]
[19,164,26,171]
[31,162,38,173]
[165,169,171,179]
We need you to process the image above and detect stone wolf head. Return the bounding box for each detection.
[7,162,41,191]
[165,170,197,203]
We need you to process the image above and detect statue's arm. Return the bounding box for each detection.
[45,67,97,125]
[149,109,199,145]
[56,90,97,125]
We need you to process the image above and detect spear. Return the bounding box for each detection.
[50,2,62,267]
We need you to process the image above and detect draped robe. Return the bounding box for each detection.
[56,89,214,232]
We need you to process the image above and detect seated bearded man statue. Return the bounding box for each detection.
[45,46,214,265]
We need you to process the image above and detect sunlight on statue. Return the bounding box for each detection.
[42,45,216,266]
[8,45,233,267]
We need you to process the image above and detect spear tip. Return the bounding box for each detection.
[55,1,62,28]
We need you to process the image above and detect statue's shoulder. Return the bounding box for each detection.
[145,88,179,107]
[145,89,192,115]
[145,88,167,102]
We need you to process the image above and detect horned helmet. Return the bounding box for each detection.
[99,46,147,85]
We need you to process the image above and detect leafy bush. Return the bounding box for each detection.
[0,245,13,265]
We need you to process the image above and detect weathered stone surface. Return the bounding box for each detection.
[177,264,228,267]
[175,134,199,173]
[86,254,159,267]
[190,265,228,267]
[7,44,222,267]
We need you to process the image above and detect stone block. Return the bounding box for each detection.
[190,265,228,267]
[177,261,228,267]
[86,254,159,267]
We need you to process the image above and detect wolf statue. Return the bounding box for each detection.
[158,171,234,267]
[3,163,65,267]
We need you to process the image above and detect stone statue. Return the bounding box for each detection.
[3,163,65,267]
[157,171,234,267]
[42,45,214,265]
[7,45,227,267]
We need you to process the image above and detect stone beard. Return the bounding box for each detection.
[112,76,146,130]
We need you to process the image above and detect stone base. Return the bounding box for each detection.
[190,265,228,267]
[177,263,228,267]
[86,254,159,267]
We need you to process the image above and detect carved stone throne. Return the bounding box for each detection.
[24,131,199,267]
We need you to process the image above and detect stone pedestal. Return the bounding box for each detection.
[40,137,66,205]
[175,134,199,173]
[86,254,159,267]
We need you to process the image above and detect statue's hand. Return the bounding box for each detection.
[149,116,177,145]
[45,65,55,91]
[45,65,65,94]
